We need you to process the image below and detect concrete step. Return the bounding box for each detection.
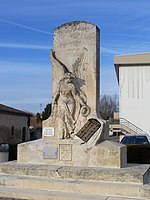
[0,173,148,199]
[0,185,147,200]
[0,162,149,199]
[140,184,150,199]
[0,161,149,184]
[0,185,107,200]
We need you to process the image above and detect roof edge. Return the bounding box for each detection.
[114,52,150,83]
[114,52,150,65]
[0,104,32,116]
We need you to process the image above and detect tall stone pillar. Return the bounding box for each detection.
[53,21,100,117]
[43,21,108,144]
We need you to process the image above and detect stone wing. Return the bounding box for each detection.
[50,49,69,75]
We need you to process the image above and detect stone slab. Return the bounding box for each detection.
[0,173,149,199]
[0,186,108,200]
[0,161,149,184]
[140,184,150,199]
[2,185,147,200]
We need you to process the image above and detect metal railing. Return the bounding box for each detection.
[120,118,148,135]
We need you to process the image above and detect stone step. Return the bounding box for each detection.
[0,173,148,199]
[0,185,148,200]
[0,161,149,184]
[140,184,150,199]
[0,185,107,200]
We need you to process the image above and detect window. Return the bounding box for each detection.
[11,126,15,139]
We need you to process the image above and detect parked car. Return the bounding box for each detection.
[120,134,150,164]
[120,135,150,145]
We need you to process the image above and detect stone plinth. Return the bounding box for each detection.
[18,139,126,168]
[90,140,127,168]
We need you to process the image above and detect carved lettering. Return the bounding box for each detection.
[76,119,101,142]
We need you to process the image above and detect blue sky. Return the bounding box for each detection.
[0,0,150,113]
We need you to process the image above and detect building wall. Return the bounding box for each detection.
[119,65,150,134]
[0,113,30,144]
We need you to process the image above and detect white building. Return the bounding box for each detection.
[114,53,150,136]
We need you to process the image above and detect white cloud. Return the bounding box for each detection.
[101,46,120,55]
[1,97,50,105]
[0,61,51,75]
[0,42,50,50]
[0,18,52,35]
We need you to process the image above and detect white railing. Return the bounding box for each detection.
[120,118,148,135]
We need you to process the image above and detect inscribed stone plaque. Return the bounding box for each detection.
[43,146,58,159]
[59,144,72,161]
[76,119,101,142]
[43,127,54,137]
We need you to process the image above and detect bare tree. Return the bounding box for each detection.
[100,94,119,120]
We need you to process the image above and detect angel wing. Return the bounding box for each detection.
[50,49,71,101]
[50,49,69,74]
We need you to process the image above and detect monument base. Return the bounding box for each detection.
[18,138,126,168]
[0,161,149,199]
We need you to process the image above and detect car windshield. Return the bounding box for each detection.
[121,136,149,145]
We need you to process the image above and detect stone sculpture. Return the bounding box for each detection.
[50,49,90,139]
[43,21,108,145]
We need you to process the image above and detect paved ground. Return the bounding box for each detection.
[0,199,28,200]
[0,196,145,200]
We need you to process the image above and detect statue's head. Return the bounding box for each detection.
[63,72,74,83]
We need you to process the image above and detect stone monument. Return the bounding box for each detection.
[18,21,126,168]
[0,21,150,200]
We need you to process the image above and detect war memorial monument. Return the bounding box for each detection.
[0,21,149,199]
